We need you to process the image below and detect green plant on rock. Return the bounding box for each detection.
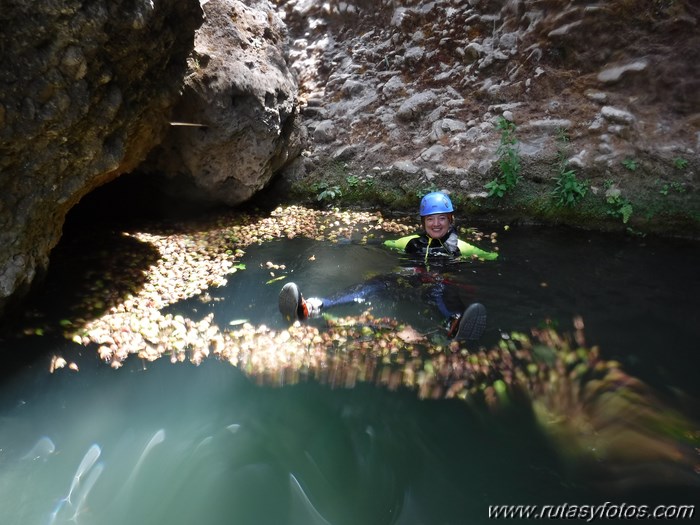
[673,156,688,170]
[622,158,638,171]
[340,174,380,205]
[606,193,634,224]
[416,184,439,199]
[551,128,587,207]
[555,127,570,144]
[553,168,588,207]
[313,182,342,202]
[485,117,521,198]
[657,179,686,196]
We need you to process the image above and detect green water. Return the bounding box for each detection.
[0,356,579,525]
[1,225,699,524]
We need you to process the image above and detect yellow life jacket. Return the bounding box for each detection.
[383,234,498,261]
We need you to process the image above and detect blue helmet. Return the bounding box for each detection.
[419,192,454,217]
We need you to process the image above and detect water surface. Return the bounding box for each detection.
[1,223,698,524]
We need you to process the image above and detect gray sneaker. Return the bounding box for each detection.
[448,303,487,341]
[278,282,322,323]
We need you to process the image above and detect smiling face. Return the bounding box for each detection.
[423,213,452,239]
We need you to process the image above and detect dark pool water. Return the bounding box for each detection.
[169,227,700,398]
[1,224,699,524]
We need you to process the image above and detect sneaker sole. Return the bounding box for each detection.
[455,303,487,341]
[279,282,301,323]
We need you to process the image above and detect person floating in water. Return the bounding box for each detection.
[278,192,498,342]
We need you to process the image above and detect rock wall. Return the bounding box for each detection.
[277,0,699,230]
[0,0,203,319]
[143,0,303,206]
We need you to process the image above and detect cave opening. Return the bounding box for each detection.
[62,170,225,234]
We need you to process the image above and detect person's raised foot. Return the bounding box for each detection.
[447,303,487,341]
[278,282,322,324]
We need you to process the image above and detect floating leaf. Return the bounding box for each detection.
[266,275,287,285]
[50,356,66,373]
[396,326,425,344]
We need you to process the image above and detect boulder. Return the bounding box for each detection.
[144,0,303,206]
[396,91,438,122]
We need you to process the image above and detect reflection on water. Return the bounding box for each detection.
[0,357,581,525]
[1,218,699,524]
[1,348,696,524]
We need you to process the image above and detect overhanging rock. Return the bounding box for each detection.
[0,0,203,320]
[144,0,304,206]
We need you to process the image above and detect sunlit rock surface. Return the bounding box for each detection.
[277,0,699,226]
[0,0,203,318]
[143,0,304,206]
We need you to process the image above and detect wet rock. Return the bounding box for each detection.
[382,75,407,96]
[430,118,467,141]
[548,20,583,38]
[404,46,425,63]
[0,0,202,319]
[332,144,359,161]
[498,32,519,52]
[585,91,608,103]
[524,118,573,132]
[451,126,489,145]
[143,0,302,207]
[568,150,589,169]
[341,78,366,97]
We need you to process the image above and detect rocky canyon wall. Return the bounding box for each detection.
[0,0,203,320]
[277,0,699,231]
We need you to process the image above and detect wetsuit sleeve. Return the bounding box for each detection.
[457,239,498,260]
[383,235,419,253]
[404,237,422,255]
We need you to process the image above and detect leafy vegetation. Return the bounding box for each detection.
[313,181,342,202]
[604,181,633,224]
[415,184,439,199]
[485,117,521,198]
[553,169,588,207]
[622,158,638,171]
[606,194,634,223]
[673,156,688,170]
[657,179,686,196]
[551,129,587,207]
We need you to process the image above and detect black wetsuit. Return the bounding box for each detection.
[320,227,470,319]
[405,227,462,259]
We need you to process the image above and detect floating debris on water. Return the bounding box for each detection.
[17,205,699,490]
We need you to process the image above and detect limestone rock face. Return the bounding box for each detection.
[279,0,699,230]
[146,0,303,206]
[0,0,203,318]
